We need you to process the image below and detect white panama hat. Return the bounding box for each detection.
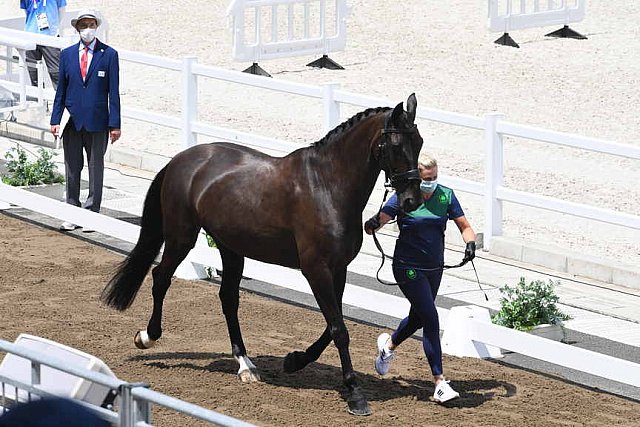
[71,9,102,28]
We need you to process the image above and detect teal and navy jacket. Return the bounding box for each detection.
[381,185,464,269]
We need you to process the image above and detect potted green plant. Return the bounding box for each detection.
[491,277,571,341]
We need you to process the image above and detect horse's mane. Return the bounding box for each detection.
[312,106,391,148]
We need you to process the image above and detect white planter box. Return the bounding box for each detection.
[529,323,565,342]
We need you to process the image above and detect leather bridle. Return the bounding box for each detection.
[376,123,421,191]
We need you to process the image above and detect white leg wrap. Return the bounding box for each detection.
[139,330,156,348]
[235,355,256,374]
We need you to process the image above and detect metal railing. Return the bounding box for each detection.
[0,339,255,426]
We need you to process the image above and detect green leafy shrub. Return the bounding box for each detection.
[1,145,64,186]
[203,232,218,279]
[205,233,217,248]
[491,277,571,331]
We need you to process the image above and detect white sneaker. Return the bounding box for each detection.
[374,332,395,375]
[433,380,460,403]
[59,222,78,231]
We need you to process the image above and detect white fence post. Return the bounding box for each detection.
[441,306,502,359]
[484,113,505,250]
[181,56,198,149]
[16,48,27,110]
[322,82,340,134]
[36,60,45,110]
[6,46,14,76]
[30,360,41,386]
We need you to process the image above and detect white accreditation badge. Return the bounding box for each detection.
[35,0,50,31]
[36,12,50,30]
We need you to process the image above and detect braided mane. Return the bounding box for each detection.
[312,106,391,148]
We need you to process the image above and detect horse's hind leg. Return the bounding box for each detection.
[217,243,260,383]
[134,227,199,350]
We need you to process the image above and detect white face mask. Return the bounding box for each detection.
[420,179,438,193]
[79,28,96,43]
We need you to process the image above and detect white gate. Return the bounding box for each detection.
[226,0,350,74]
[488,0,587,47]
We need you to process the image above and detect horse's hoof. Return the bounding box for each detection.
[347,399,372,416]
[134,330,155,349]
[283,351,308,373]
[238,369,261,383]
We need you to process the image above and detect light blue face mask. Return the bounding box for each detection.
[420,179,437,193]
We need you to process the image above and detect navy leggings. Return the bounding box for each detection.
[391,266,444,376]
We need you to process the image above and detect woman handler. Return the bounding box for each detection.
[364,153,476,403]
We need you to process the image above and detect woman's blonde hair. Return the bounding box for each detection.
[418,152,437,169]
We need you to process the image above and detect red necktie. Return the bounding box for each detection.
[80,47,88,80]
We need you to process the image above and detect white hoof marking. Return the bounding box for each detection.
[139,330,156,348]
[235,355,260,382]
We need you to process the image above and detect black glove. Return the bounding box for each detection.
[464,241,476,262]
[364,215,381,234]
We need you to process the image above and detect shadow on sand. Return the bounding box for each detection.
[129,351,517,409]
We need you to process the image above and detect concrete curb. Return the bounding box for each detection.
[2,120,638,291]
[0,119,58,149]
[489,236,640,290]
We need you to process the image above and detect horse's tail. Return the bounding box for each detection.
[100,166,167,311]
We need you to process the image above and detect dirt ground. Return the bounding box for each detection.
[0,213,638,427]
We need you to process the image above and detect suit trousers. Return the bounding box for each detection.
[62,125,109,212]
[26,45,60,88]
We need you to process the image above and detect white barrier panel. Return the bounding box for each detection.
[468,316,640,388]
[227,0,350,62]
[0,334,117,406]
[441,306,502,359]
[488,0,586,33]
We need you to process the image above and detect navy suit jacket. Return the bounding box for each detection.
[51,39,121,132]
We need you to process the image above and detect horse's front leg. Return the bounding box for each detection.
[218,246,260,383]
[284,268,346,372]
[299,264,371,416]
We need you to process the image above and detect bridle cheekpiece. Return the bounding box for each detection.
[376,123,420,190]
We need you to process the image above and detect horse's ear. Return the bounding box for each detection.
[406,93,417,124]
[391,101,404,125]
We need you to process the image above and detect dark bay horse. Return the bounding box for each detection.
[101,94,423,415]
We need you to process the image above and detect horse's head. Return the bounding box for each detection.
[377,93,423,213]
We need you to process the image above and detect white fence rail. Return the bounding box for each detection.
[488,0,586,33]
[2,185,640,394]
[226,0,350,62]
[0,338,254,426]
[0,29,639,250]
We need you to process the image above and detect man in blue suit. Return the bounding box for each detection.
[50,9,121,231]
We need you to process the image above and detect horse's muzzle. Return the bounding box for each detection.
[402,196,421,213]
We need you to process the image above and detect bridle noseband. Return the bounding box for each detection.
[377,124,421,190]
